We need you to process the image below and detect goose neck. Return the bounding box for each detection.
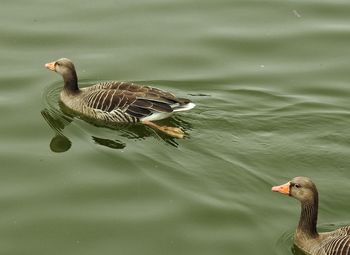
[63,69,79,94]
[297,198,319,238]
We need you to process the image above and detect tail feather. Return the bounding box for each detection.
[173,102,196,112]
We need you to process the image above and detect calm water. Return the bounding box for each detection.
[1,0,350,254]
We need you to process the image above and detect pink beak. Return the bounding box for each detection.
[45,61,56,71]
[272,181,291,195]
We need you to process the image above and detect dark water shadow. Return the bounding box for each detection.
[291,245,306,255]
[41,108,72,153]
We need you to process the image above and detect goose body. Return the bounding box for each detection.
[272,177,350,255]
[45,58,195,138]
[60,81,194,123]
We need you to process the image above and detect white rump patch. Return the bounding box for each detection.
[173,102,196,112]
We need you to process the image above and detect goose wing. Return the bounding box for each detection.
[83,81,184,119]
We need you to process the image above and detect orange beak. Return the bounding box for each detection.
[45,61,56,71]
[272,181,290,195]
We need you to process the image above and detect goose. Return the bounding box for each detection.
[272,177,350,255]
[45,58,195,138]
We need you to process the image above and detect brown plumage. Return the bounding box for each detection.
[45,58,195,138]
[272,177,350,255]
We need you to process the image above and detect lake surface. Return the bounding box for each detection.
[1,0,350,254]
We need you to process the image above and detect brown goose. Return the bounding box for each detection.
[45,58,195,138]
[272,177,350,255]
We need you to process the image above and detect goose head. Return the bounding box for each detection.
[272,176,318,204]
[45,58,76,76]
[45,58,79,93]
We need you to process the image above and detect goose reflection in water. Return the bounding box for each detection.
[41,108,72,152]
[41,106,192,152]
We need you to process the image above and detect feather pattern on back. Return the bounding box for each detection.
[312,227,350,255]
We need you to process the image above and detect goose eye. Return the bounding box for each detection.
[295,184,301,188]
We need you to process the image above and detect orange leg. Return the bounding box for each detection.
[142,120,185,139]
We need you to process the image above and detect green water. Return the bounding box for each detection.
[1,1,350,254]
